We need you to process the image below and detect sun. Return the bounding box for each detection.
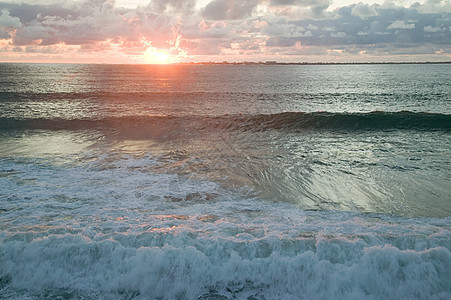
[144,46,171,64]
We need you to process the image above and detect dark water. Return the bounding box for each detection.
[0,63,450,299]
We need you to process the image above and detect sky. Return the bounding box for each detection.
[0,0,450,63]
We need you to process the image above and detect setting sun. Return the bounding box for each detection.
[144,46,171,64]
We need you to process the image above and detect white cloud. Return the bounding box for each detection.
[424,25,442,33]
[0,9,22,28]
[322,26,335,32]
[351,3,378,19]
[262,22,306,38]
[416,0,451,14]
[299,30,312,37]
[387,20,415,30]
[330,31,346,38]
[307,24,318,30]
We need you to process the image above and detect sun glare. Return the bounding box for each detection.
[144,46,171,64]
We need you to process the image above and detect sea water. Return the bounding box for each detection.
[0,63,450,299]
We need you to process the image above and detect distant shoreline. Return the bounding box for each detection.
[178,61,451,66]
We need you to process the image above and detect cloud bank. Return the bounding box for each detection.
[0,0,450,62]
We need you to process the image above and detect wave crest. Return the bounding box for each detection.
[1,111,449,133]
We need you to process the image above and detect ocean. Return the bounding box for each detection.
[0,63,450,299]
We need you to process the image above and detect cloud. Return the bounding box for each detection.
[268,0,330,7]
[0,8,22,40]
[0,9,21,28]
[202,0,259,20]
[424,25,442,33]
[147,0,197,16]
[0,0,450,62]
[257,2,450,54]
[351,3,378,19]
[387,20,416,30]
[330,31,346,38]
[268,0,332,19]
[261,22,306,38]
[415,0,451,14]
[2,0,179,48]
[307,24,318,30]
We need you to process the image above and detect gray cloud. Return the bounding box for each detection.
[269,0,329,5]
[0,0,177,48]
[147,0,197,16]
[202,0,260,20]
[256,2,451,57]
[268,0,331,19]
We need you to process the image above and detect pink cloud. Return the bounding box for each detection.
[0,0,450,63]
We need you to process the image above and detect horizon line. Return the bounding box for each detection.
[1,61,450,66]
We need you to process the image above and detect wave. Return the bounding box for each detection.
[220,111,451,131]
[1,145,450,299]
[1,111,450,133]
[1,232,450,299]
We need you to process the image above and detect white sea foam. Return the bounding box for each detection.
[1,154,450,299]
[2,233,450,299]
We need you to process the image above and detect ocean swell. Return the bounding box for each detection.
[1,111,449,133]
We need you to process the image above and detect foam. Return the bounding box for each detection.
[1,154,450,299]
[1,226,450,299]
